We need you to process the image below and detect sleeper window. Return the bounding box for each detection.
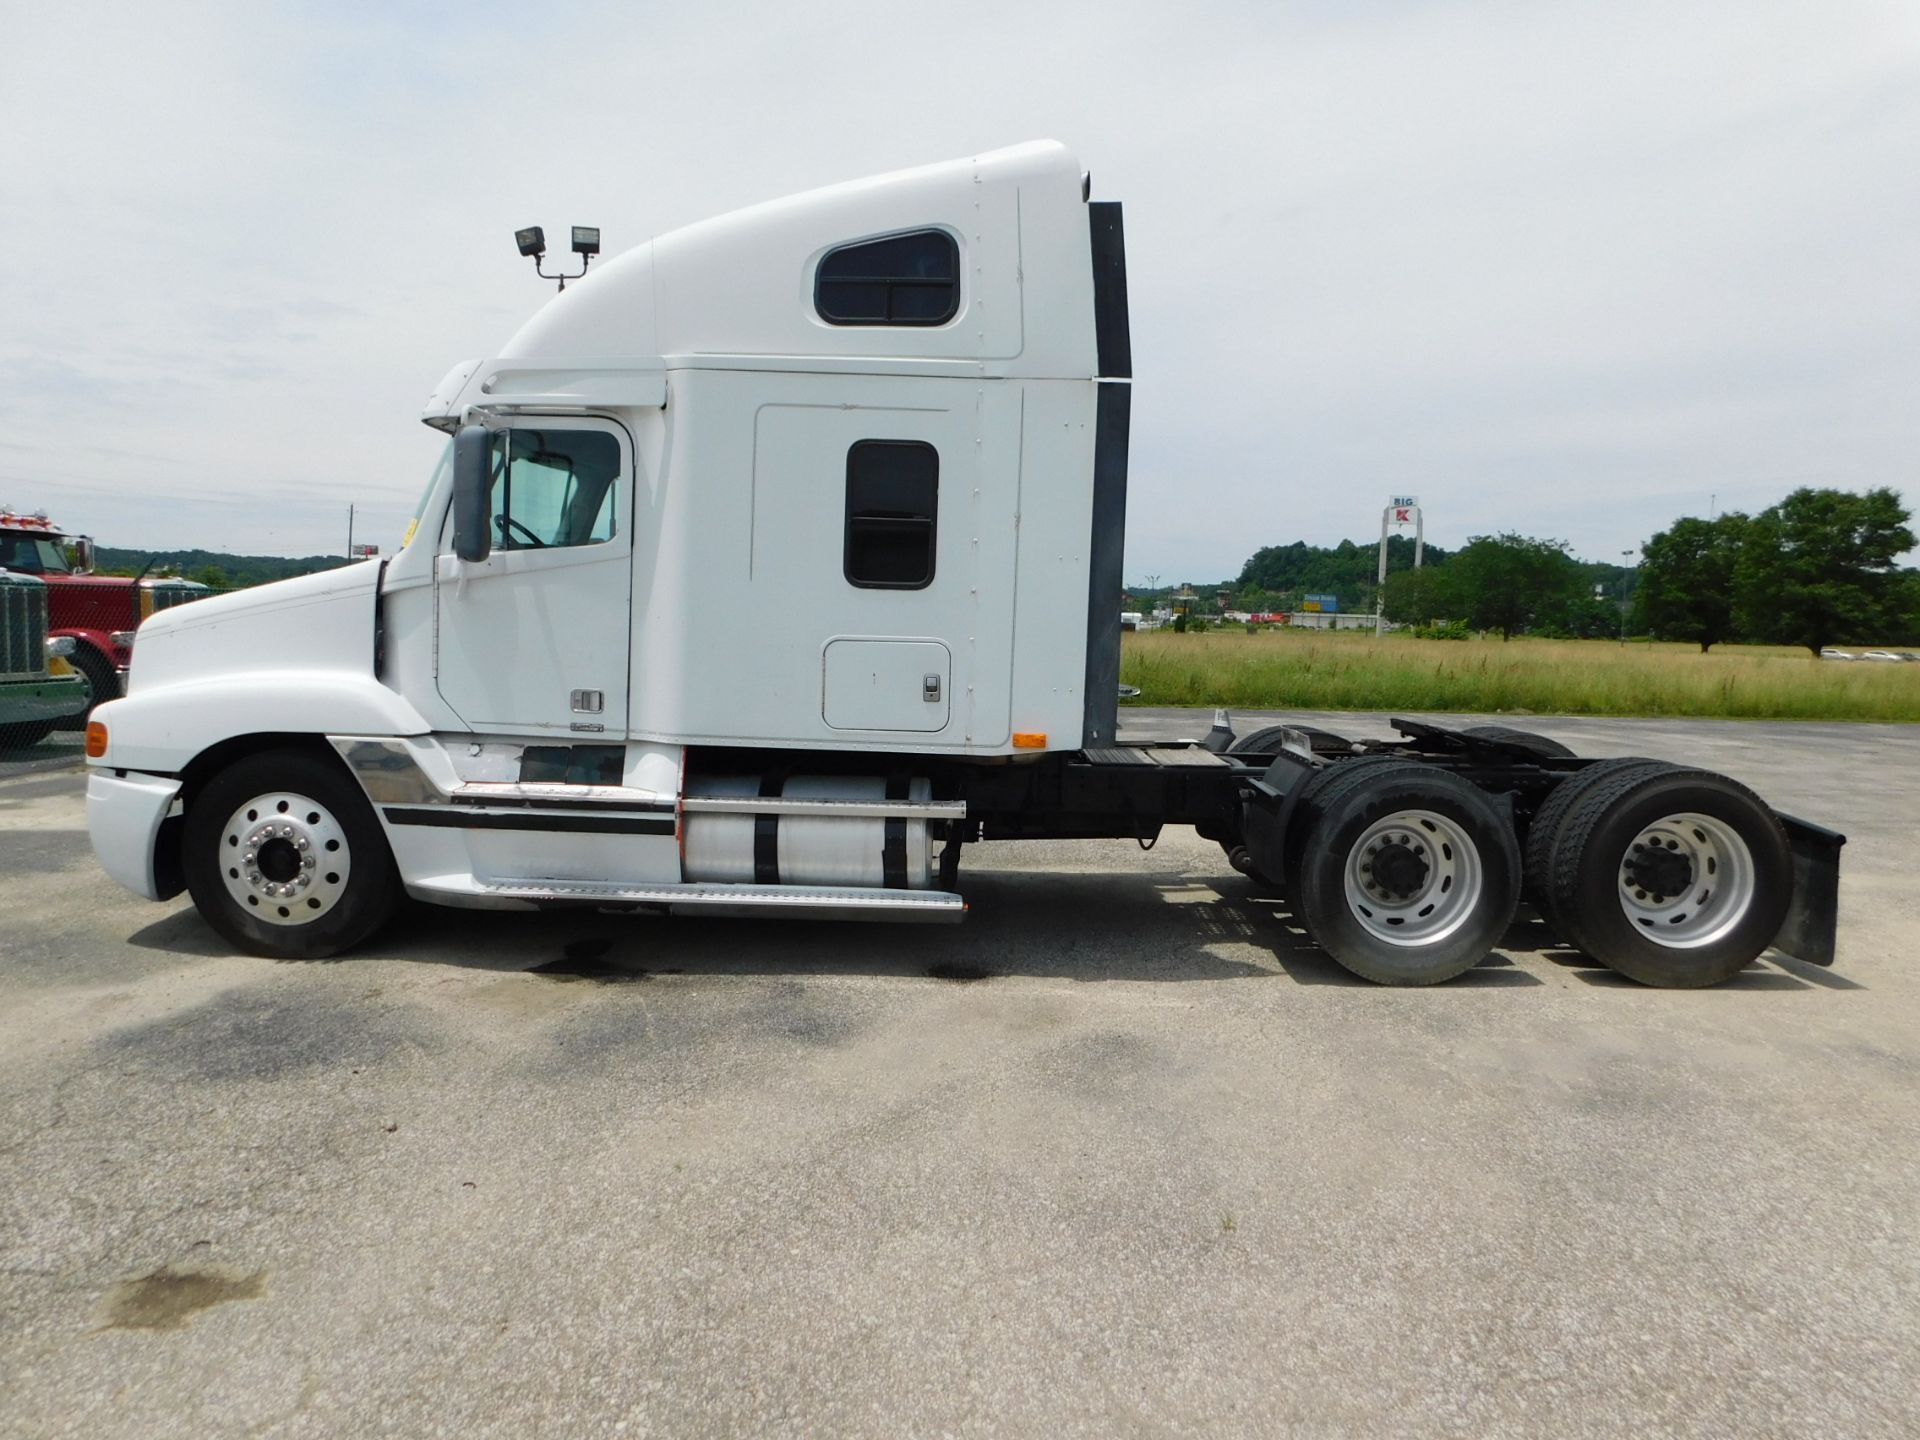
[844,441,937,589]
[816,230,959,326]
[487,428,619,550]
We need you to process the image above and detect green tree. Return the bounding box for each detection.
[1380,566,1454,626]
[1542,590,1624,640]
[1447,533,1584,640]
[1637,514,1748,652]
[1733,488,1915,656]
[1237,534,1451,606]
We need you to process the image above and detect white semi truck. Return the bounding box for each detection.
[84,142,1842,986]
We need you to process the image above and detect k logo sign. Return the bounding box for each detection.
[1394,508,1412,524]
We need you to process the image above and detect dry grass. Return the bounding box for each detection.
[1120,630,1920,721]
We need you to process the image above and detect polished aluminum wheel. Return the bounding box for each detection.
[1342,808,1484,946]
[1615,811,1757,949]
[217,790,353,927]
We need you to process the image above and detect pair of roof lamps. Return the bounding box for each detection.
[514,224,601,290]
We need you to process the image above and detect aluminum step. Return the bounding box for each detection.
[451,781,672,811]
[681,795,966,820]
[412,875,967,923]
[1080,745,1230,769]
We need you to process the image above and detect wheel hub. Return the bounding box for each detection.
[1615,811,1757,949]
[218,791,352,926]
[1344,809,1483,947]
[1623,843,1691,901]
[255,836,303,884]
[1369,840,1430,898]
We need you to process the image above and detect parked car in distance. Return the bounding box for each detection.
[1820,648,1856,660]
[1859,650,1910,662]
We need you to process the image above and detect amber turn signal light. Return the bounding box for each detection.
[1011,732,1047,749]
[84,722,108,758]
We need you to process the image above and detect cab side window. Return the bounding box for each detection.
[488,429,620,550]
[815,230,959,326]
[844,440,937,589]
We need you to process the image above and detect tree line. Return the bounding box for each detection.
[90,547,349,590]
[1634,489,1916,654]
[1144,484,1917,653]
[1369,486,1916,652]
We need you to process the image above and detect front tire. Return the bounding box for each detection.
[183,748,401,959]
[59,645,119,728]
[1292,762,1521,985]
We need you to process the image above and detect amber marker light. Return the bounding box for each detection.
[84,722,108,758]
[1011,732,1047,749]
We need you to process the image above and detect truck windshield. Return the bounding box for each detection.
[0,534,71,574]
[402,441,452,549]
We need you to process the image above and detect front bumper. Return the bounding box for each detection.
[87,769,185,901]
[0,674,88,728]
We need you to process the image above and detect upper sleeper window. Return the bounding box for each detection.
[815,230,959,326]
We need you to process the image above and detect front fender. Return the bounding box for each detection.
[91,674,431,775]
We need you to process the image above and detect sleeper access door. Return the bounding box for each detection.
[434,417,634,735]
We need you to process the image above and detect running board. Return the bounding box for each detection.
[449,783,965,821]
[451,781,672,811]
[681,795,966,820]
[407,875,968,922]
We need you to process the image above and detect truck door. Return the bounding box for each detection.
[433,418,633,735]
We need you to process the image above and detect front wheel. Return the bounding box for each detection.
[1292,762,1521,985]
[182,748,401,959]
[58,645,119,729]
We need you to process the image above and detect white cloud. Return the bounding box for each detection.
[2,0,1915,578]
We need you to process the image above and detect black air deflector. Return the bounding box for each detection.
[1080,198,1133,747]
[1088,201,1132,379]
[1081,383,1131,747]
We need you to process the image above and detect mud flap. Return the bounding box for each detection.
[1772,813,1844,967]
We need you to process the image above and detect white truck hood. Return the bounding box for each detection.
[129,561,382,694]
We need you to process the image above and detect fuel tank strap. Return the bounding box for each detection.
[754,772,784,884]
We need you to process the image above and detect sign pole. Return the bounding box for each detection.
[1378,496,1421,638]
[1376,506,1390,638]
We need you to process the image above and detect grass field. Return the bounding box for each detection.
[1120,630,1920,721]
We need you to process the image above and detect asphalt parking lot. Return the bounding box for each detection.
[3,710,1917,1438]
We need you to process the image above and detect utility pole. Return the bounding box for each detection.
[346,504,354,560]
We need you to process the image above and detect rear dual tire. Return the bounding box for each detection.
[1289,761,1521,985]
[1534,765,1791,987]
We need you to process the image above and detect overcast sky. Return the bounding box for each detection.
[3,0,1916,583]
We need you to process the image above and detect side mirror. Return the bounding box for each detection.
[452,425,493,563]
[71,536,96,574]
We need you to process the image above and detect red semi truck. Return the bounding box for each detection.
[0,510,208,719]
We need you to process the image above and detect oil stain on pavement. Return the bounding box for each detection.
[98,1266,266,1331]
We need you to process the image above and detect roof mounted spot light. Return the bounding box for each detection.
[515,222,600,291]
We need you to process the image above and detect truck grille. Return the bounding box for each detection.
[142,581,208,618]
[0,579,49,680]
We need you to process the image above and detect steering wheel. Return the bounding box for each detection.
[495,514,548,548]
